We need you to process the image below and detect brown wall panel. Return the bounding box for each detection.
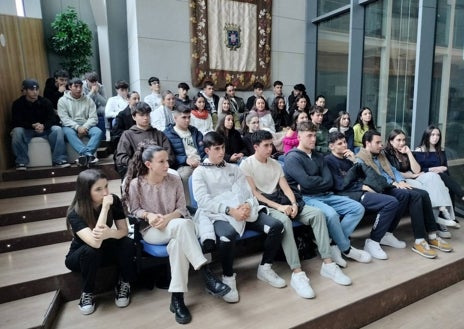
[0,15,49,173]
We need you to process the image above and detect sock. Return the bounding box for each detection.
[428,233,437,240]
[415,238,425,244]
[343,247,351,255]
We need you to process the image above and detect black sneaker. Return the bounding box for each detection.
[53,160,71,168]
[87,155,99,164]
[76,155,88,166]
[78,292,95,315]
[115,281,131,308]
[15,164,27,171]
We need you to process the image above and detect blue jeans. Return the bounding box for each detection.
[302,193,364,252]
[63,126,103,156]
[11,126,67,165]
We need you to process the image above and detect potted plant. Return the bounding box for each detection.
[50,7,93,77]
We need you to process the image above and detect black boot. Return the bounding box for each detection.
[201,266,231,297]
[170,293,191,324]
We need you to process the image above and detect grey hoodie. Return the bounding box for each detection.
[58,91,98,130]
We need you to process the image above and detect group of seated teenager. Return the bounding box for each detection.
[65,115,461,324]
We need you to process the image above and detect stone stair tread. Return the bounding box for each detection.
[0,217,67,241]
[0,242,70,288]
[0,180,122,215]
[0,176,76,189]
[0,290,58,329]
[362,280,464,328]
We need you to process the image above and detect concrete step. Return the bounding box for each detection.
[362,280,464,328]
[0,218,71,253]
[1,156,118,182]
[0,179,122,226]
[0,290,61,329]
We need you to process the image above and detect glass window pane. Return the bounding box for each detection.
[430,2,464,160]
[316,14,350,114]
[317,0,350,16]
[361,0,418,138]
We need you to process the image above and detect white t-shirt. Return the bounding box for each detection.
[240,155,283,194]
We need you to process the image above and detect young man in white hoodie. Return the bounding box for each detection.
[192,131,285,303]
[58,78,103,166]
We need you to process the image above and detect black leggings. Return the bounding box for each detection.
[65,237,136,293]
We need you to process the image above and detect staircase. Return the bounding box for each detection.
[1,153,464,328]
[0,148,120,329]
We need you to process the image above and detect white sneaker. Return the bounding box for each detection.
[320,262,352,286]
[436,216,458,227]
[437,224,452,239]
[380,232,407,248]
[222,274,239,303]
[330,245,347,268]
[345,246,372,263]
[364,239,388,260]
[290,272,315,299]
[257,264,286,288]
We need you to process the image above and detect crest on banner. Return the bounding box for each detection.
[224,23,241,51]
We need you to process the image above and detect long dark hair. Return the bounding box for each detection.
[419,124,445,161]
[122,143,166,205]
[67,169,108,231]
[419,124,442,151]
[354,107,376,130]
[216,113,235,138]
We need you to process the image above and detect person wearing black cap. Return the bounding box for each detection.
[144,76,162,112]
[11,79,69,170]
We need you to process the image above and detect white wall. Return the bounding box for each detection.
[0,0,42,17]
[129,0,306,100]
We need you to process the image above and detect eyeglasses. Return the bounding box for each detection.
[151,82,160,86]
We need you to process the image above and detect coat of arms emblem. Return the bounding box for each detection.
[224,23,241,51]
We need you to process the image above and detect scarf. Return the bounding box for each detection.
[191,109,209,119]
[250,109,270,118]
[356,148,396,181]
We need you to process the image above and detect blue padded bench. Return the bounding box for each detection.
[131,177,303,262]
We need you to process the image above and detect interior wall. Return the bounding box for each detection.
[0,15,49,171]
[130,0,307,100]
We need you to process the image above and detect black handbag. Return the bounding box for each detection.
[260,188,306,214]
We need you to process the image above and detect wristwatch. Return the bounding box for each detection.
[225,206,231,215]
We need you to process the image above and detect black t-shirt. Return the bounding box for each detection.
[66,194,125,255]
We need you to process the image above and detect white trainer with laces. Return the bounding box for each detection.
[345,246,372,263]
[320,262,352,286]
[290,272,315,299]
[257,263,286,288]
[330,245,347,268]
[364,238,388,260]
[222,273,239,303]
[380,232,407,248]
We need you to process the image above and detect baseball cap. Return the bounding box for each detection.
[22,79,39,90]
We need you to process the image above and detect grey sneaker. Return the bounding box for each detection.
[15,164,27,171]
[115,281,131,307]
[79,292,95,315]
